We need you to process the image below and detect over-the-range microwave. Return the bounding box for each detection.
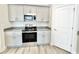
[24,13,36,21]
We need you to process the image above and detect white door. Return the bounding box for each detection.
[52,5,75,52]
[53,27,73,52]
[53,5,74,28]
[5,31,14,47]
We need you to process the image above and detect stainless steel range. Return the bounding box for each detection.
[22,27,37,43]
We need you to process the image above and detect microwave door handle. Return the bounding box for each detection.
[34,16,36,20]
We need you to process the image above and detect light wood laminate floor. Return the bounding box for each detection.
[1,45,70,54]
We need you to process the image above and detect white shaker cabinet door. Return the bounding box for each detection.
[15,5,24,21]
[5,30,22,47]
[5,31,14,47]
[9,5,24,21]
[37,31,50,45]
[9,5,17,21]
[37,7,49,21]
[24,5,37,15]
[44,31,50,44]
[13,31,22,47]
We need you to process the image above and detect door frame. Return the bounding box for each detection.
[71,5,78,54]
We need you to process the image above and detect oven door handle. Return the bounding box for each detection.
[22,31,37,33]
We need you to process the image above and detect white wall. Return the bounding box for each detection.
[77,5,79,31]
[0,4,11,53]
[0,4,11,28]
[53,4,74,8]
[11,21,36,27]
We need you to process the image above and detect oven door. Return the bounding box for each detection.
[22,32,37,43]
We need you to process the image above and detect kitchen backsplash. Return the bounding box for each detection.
[11,21,49,27]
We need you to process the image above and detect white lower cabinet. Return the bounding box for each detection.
[44,31,50,44]
[37,31,50,45]
[5,30,22,47]
[13,31,22,47]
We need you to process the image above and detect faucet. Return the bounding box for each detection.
[25,24,33,27]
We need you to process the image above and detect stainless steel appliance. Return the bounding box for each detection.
[24,14,36,21]
[22,27,37,43]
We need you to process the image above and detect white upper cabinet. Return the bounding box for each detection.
[9,5,16,21]
[9,5,24,21]
[9,4,49,22]
[16,5,24,21]
[24,5,37,14]
[37,7,49,21]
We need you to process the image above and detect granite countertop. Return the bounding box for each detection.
[4,27,25,31]
[37,27,51,31]
[4,27,51,32]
